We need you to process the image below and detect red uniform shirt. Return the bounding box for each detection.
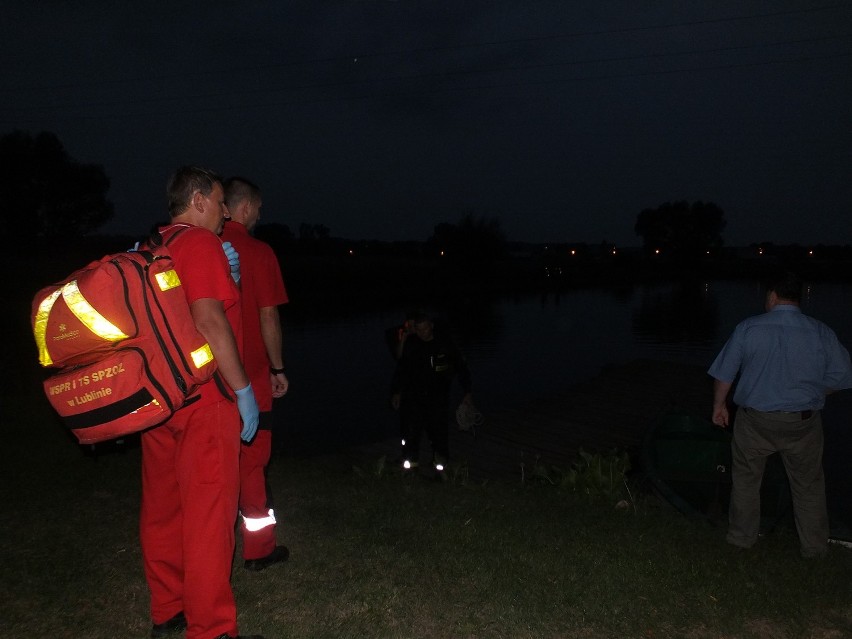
[220,220,288,411]
[161,223,243,405]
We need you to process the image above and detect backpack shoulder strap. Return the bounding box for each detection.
[148,223,195,250]
[150,223,233,403]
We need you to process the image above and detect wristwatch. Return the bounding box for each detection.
[270,366,285,375]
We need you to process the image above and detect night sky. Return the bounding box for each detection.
[2,2,851,246]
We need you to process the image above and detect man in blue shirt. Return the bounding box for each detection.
[709,272,852,558]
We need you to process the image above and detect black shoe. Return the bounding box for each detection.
[244,545,289,571]
[151,611,186,638]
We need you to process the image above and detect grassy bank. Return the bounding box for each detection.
[2,393,851,639]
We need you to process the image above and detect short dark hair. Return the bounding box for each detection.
[166,166,222,217]
[224,176,261,209]
[766,271,803,302]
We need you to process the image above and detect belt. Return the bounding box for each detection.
[748,408,815,420]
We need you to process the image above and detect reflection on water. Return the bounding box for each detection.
[632,281,719,346]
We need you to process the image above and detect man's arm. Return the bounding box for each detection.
[821,329,852,392]
[390,342,411,411]
[259,305,288,397]
[191,298,250,391]
[712,379,733,428]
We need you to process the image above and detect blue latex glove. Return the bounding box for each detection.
[128,241,140,252]
[234,383,259,442]
[222,241,240,284]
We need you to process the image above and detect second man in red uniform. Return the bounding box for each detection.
[222,176,291,570]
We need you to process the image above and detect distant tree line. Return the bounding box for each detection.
[10,128,850,282]
[634,200,726,263]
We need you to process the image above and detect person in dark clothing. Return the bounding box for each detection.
[390,313,473,472]
[384,310,416,361]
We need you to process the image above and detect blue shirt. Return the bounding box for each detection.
[708,304,852,411]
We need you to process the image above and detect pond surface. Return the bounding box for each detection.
[277,279,852,450]
[275,278,852,530]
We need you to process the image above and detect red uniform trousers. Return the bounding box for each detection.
[239,427,277,559]
[140,399,241,639]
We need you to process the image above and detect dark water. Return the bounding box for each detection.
[277,279,852,445]
[274,278,852,529]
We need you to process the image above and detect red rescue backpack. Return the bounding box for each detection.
[31,226,218,444]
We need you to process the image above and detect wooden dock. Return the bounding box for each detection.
[352,358,715,481]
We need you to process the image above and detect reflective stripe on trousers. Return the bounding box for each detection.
[242,508,276,532]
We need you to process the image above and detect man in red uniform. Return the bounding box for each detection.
[141,166,264,639]
[222,176,290,571]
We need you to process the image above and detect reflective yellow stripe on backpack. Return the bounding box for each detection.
[34,289,63,366]
[33,281,129,367]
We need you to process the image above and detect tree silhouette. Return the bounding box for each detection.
[428,212,506,262]
[298,222,330,241]
[635,200,725,261]
[0,130,113,241]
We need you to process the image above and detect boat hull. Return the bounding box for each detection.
[641,412,790,529]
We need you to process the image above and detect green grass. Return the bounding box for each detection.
[2,392,851,639]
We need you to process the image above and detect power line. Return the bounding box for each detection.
[2,33,849,120]
[3,49,849,126]
[341,3,851,62]
[4,3,849,95]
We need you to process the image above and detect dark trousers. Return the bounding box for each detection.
[400,391,449,463]
[727,407,828,557]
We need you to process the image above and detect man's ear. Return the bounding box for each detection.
[192,190,205,213]
[232,200,248,221]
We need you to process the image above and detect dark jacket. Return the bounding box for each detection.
[391,332,472,398]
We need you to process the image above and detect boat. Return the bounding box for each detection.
[640,411,791,530]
